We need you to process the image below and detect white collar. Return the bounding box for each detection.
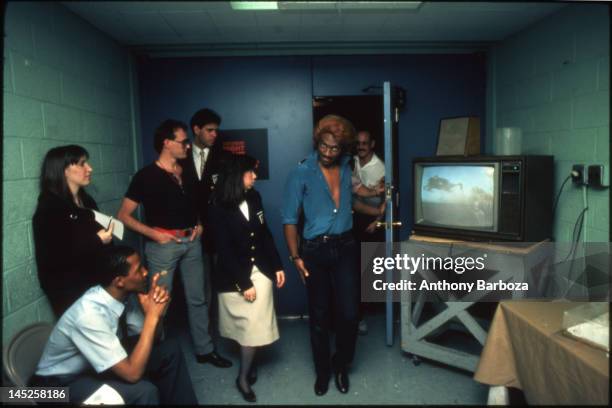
[93,285,125,318]
[354,153,380,169]
[192,144,210,155]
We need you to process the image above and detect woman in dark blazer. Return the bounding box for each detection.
[33,145,114,317]
[208,154,285,403]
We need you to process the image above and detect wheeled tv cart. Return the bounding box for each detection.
[400,234,552,372]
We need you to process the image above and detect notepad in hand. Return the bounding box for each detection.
[92,210,125,240]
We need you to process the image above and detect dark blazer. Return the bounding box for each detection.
[32,191,107,314]
[179,146,231,252]
[208,189,283,293]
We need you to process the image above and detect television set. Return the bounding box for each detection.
[413,155,554,242]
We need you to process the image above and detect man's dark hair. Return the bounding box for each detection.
[153,119,188,154]
[358,130,375,143]
[96,245,138,287]
[190,108,222,132]
[212,154,258,208]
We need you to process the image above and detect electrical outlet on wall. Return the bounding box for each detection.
[571,164,586,185]
[587,165,608,188]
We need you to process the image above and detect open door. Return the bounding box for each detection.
[381,81,403,346]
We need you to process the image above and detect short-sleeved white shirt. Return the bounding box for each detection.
[36,286,144,376]
[353,153,385,207]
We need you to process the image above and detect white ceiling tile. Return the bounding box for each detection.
[152,1,232,12]
[254,11,301,27]
[341,13,388,26]
[215,27,261,42]
[60,1,569,49]
[299,12,343,26]
[64,1,159,14]
[163,12,218,37]
[120,12,177,37]
[207,10,258,26]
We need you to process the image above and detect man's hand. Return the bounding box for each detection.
[154,230,181,245]
[243,286,256,302]
[374,177,385,195]
[378,201,387,217]
[365,220,378,234]
[188,224,203,242]
[138,273,171,318]
[275,271,286,288]
[97,222,114,244]
[294,258,310,285]
[112,272,169,384]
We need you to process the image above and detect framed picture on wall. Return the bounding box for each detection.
[436,117,480,156]
[218,129,269,179]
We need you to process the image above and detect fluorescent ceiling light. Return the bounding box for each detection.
[230,1,279,10]
[230,1,424,11]
[278,1,423,11]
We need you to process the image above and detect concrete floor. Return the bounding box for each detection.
[173,311,489,405]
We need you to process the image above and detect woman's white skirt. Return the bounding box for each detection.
[218,265,279,347]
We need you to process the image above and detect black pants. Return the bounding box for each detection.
[302,233,359,378]
[31,336,197,405]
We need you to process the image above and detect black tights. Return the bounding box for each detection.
[238,346,256,390]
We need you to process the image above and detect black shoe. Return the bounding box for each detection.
[195,351,233,368]
[314,376,329,396]
[334,368,349,394]
[236,378,256,403]
[247,366,257,385]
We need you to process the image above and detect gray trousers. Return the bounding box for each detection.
[145,236,213,355]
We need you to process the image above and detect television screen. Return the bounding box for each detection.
[419,165,496,230]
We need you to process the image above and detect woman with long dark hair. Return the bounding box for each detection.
[33,145,114,316]
[208,154,286,403]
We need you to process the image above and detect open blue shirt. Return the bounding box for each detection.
[282,151,353,240]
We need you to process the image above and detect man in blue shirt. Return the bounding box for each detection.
[282,115,383,396]
[31,245,198,405]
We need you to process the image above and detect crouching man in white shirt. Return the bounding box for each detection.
[30,245,198,405]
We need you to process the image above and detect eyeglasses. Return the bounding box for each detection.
[170,139,191,147]
[318,141,340,154]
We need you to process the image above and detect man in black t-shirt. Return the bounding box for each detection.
[118,119,232,368]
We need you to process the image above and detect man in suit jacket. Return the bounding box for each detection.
[179,109,231,254]
[178,108,231,347]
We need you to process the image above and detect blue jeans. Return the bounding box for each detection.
[145,236,213,355]
[301,233,359,377]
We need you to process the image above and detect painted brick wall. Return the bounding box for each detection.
[490,4,609,243]
[2,2,139,344]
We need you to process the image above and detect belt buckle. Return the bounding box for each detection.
[322,235,330,243]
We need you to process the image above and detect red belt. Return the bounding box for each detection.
[153,227,192,238]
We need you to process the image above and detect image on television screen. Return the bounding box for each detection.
[421,165,495,229]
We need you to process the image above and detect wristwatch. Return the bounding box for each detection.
[289,254,301,262]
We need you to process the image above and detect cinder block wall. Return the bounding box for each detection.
[3,2,140,344]
[489,4,609,243]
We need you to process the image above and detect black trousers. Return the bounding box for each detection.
[352,212,384,320]
[31,336,197,405]
[302,233,359,378]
